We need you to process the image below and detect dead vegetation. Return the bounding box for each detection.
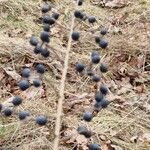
[0,0,150,150]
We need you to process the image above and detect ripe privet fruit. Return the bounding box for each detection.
[91,55,100,64]
[95,92,103,102]
[75,62,85,73]
[40,31,50,43]
[52,12,59,20]
[12,96,22,106]
[99,39,108,49]
[34,44,43,54]
[100,85,108,95]
[77,126,92,138]
[36,115,47,126]
[88,16,96,24]
[19,111,29,120]
[78,0,83,6]
[3,108,12,117]
[100,28,107,35]
[41,48,50,57]
[83,130,92,138]
[83,112,93,122]
[43,24,50,32]
[91,51,100,58]
[18,80,30,91]
[100,99,109,108]
[36,64,45,74]
[0,103,2,112]
[72,31,80,41]
[92,75,100,82]
[43,15,55,25]
[100,63,108,73]
[21,68,31,78]
[74,10,83,19]
[95,36,100,44]
[94,102,102,111]
[41,4,51,13]
[33,79,41,87]
[89,143,101,150]
[29,36,38,46]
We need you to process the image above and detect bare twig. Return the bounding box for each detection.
[53,1,79,149]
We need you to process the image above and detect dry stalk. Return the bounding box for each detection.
[53,1,79,149]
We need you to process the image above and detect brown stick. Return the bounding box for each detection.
[53,1,79,149]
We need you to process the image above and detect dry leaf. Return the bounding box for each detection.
[105,0,127,8]
[21,86,44,100]
[110,144,123,150]
[3,67,21,81]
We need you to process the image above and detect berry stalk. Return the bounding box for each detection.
[53,1,80,149]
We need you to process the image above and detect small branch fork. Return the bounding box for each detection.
[53,1,79,150]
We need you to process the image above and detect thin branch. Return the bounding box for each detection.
[53,1,79,150]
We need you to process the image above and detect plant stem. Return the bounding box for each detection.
[53,1,79,149]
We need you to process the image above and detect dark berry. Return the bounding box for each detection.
[77,126,87,134]
[100,63,108,73]
[41,48,50,57]
[77,126,92,138]
[100,28,107,35]
[100,99,109,108]
[94,102,102,111]
[83,130,92,138]
[29,36,38,46]
[41,4,51,13]
[40,31,50,43]
[92,75,101,82]
[36,64,45,74]
[95,36,100,44]
[100,85,108,95]
[75,62,85,72]
[91,55,100,64]
[95,92,103,102]
[72,31,80,41]
[78,0,83,6]
[36,115,47,126]
[88,16,96,24]
[52,12,59,20]
[0,104,2,112]
[91,51,100,57]
[83,112,93,122]
[43,24,50,32]
[21,68,31,78]
[12,96,22,106]
[74,10,84,19]
[33,79,41,87]
[3,108,12,117]
[43,15,55,25]
[89,143,101,150]
[34,44,43,54]
[19,111,29,120]
[18,80,30,91]
[99,39,108,49]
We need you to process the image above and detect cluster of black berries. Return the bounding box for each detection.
[95,27,108,49]
[19,66,47,126]
[71,0,100,43]
[30,2,59,57]
[74,5,109,148]
[0,66,47,125]
[74,2,96,25]
[75,51,109,149]
[0,2,61,127]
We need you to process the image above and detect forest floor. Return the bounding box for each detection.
[0,0,150,150]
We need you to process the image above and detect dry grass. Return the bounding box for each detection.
[0,0,150,150]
